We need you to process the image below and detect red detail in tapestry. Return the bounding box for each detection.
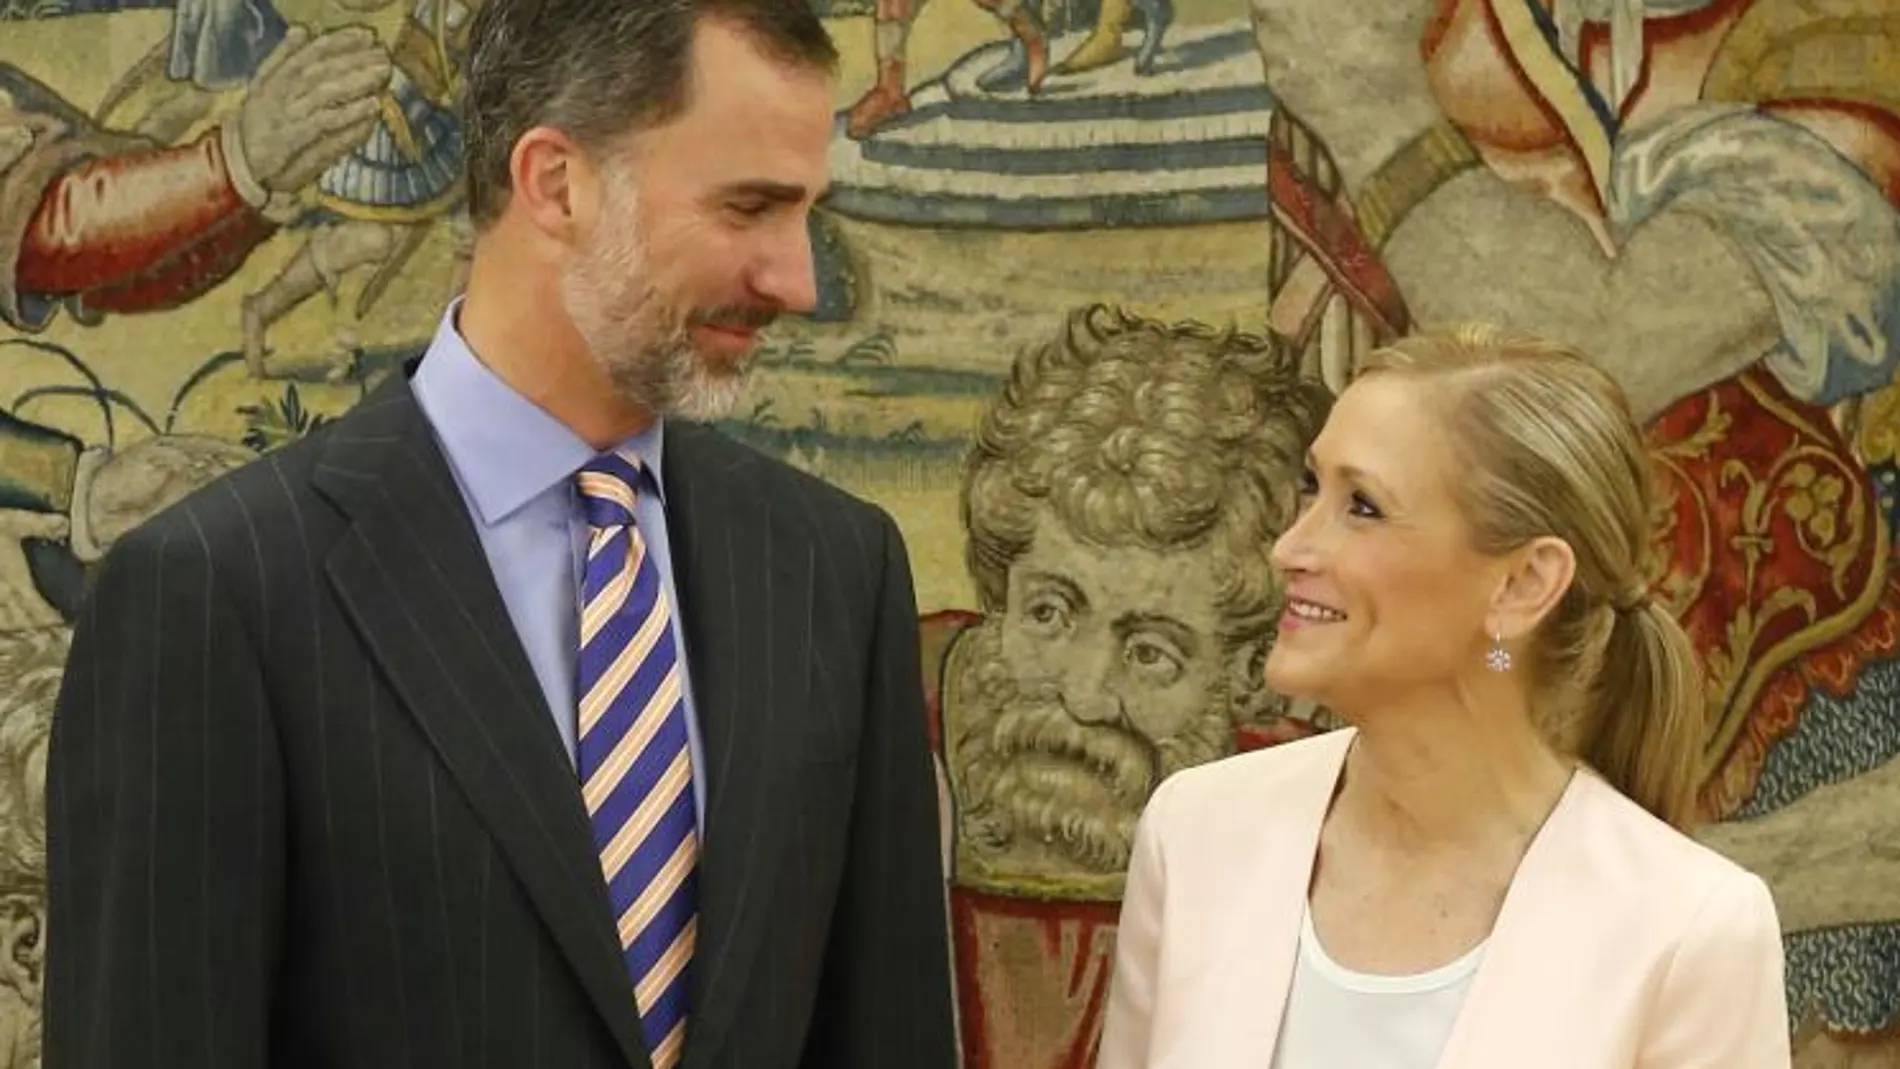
[1572,0,1753,120]
[920,610,983,753]
[1644,369,1892,816]
[1264,137,1411,339]
[16,129,274,312]
[949,887,1120,1069]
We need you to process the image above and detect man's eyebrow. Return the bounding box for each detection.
[720,180,820,202]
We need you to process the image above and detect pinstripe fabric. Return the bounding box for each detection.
[42,367,958,1069]
[575,452,698,1067]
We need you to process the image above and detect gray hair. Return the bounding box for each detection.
[461,0,839,226]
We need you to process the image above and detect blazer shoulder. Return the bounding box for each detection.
[1146,728,1354,837]
[1569,772,1773,925]
[1563,778,1788,1059]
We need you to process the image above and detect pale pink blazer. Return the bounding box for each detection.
[1096,728,1791,1068]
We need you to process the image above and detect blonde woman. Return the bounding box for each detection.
[1096,327,1790,1068]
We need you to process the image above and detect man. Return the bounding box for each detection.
[922,302,1331,1066]
[43,1,956,1067]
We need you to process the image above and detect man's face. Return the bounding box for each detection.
[559,17,833,420]
[961,510,1238,872]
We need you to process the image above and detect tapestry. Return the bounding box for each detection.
[0,0,1896,1064]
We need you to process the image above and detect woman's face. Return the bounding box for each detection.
[1265,375,1505,713]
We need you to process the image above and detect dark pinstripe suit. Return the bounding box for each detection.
[43,366,957,1069]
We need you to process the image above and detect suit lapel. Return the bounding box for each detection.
[660,424,815,1069]
[311,375,653,1069]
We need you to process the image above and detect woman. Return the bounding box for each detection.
[1095,326,1790,1067]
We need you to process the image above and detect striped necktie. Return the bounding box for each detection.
[575,450,698,1068]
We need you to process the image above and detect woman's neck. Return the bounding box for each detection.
[1331,695,1576,858]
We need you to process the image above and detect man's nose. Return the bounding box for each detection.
[750,222,818,314]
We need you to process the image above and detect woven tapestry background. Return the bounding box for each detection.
[1,0,1897,1063]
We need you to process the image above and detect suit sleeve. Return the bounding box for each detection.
[43,515,285,1069]
[1096,775,1173,1069]
[801,511,958,1069]
[1639,870,1792,1068]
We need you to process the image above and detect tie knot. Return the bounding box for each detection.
[576,452,643,529]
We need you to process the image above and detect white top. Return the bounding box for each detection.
[1269,905,1486,1069]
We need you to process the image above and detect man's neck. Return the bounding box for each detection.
[458,251,652,451]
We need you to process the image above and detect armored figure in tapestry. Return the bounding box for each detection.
[86,0,476,377]
[1,31,387,341]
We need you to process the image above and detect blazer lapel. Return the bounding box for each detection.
[311,375,653,1069]
[1154,731,1353,1066]
[1431,769,1602,1069]
[659,424,816,1069]
[1242,729,1353,1057]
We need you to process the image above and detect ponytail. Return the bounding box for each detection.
[1582,600,1706,829]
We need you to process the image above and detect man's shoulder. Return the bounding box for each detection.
[98,410,354,579]
[670,421,894,535]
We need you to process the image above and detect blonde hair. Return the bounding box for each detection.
[1361,325,1705,828]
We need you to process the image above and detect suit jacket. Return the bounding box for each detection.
[43,367,957,1069]
[1096,728,1791,1068]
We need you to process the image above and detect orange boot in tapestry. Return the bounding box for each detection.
[844,0,1048,139]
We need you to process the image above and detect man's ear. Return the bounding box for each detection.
[506,125,594,244]
[1489,535,1576,641]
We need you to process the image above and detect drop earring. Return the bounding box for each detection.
[1484,632,1511,672]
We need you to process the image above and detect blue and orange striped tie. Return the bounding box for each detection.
[575,450,698,1069]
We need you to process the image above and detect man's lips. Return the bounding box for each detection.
[692,323,762,353]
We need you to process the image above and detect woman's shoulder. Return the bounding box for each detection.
[1565,771,1777,924]
[1143,728,1355,832]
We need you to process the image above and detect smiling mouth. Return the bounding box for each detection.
[1284,598,1346,623]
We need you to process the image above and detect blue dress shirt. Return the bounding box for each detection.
[410,300,708,827]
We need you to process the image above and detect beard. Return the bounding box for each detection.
[558,172,777,421]
[953,626,1234,873]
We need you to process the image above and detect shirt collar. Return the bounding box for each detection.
[411,298,668,526]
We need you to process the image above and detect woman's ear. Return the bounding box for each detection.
[1489,535,1576,640]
